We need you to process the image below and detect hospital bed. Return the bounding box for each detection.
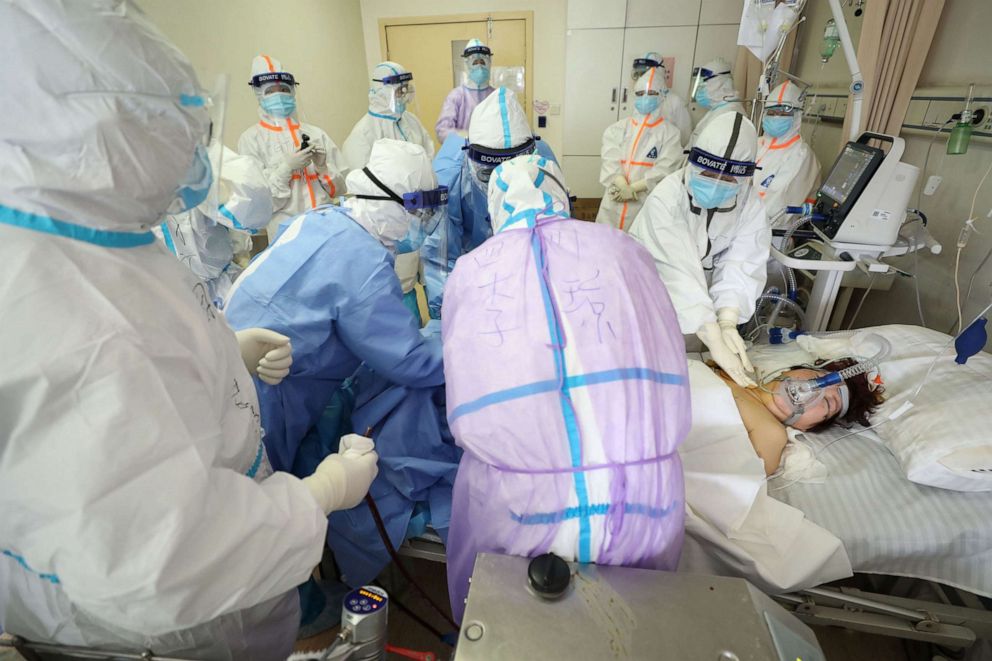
[396,325,992,653]
[768,423,992,649]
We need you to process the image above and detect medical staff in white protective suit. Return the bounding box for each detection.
[238,54,347,239]
[688,58,745,149]
[755,80,821,218]
[343,61,435,172]
[157,145,273,309]
[0,3,377,659]
[597,66,683,231]
[631,51,693,146]
[630,112,769,388]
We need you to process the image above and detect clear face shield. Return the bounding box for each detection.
[250,71,298,119]
[170,74,228,216]
[685,146,756,210]
[690,66,730,107]
[351,166,448,254]
[463,45,493,88]
[374,71,416,115]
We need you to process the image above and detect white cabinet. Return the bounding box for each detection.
[567,0,626,29]
[563,28,626,156]
[625,0,702,27]
[562,0,741,197]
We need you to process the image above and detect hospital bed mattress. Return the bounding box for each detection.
[771,425,992,598]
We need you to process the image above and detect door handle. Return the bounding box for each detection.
[621,88,628,103]
[611,87,618,103]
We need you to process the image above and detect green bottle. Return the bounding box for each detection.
[821,19,841,62]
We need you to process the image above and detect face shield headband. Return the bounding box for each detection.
[464,44,492,57]
[373,71,414,86]
[352,167,448,214]
[465,137,539,168]
[250,72,296,89]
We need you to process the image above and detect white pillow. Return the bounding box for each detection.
[752,324,992,492]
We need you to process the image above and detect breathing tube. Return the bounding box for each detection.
[773,332,891,425]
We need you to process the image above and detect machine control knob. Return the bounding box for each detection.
[527,553,571,599]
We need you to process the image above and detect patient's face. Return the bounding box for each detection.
[770,368,845,431]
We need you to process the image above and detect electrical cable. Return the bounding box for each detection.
[364,492,459,631]
[846,273,876,329]
[371,580,449,644]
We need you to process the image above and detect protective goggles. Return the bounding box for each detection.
[465,138,538,168]
[464,44,493,57]
[250,72,296,88]
[374,71,414,86]
[687,147,757,178]
[765,104,799,115]
[633,57,661,70]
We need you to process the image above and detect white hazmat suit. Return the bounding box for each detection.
[755,80,821,218]
[597,66,684,231]
[630,112,769,387]
[632,51,694,146]
[238,54,347,239]
[688,58,745,149]
[0,3,374,658]
[157,145,273,308]
[343,62,436,172]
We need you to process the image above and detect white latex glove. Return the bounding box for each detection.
[698,321,756,387]
[611,174,635,201]
[608,186,624,203]
[310,145,328,173]
[716,307,754,373]
[284,145,314,172]
[235,328,293,386]
[630,179,649,200]
[301,435,379,515]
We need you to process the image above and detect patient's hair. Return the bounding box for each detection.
[794,357,885,432]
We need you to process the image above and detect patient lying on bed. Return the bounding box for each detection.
[711,358,884,476]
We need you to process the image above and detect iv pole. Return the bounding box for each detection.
[826,0,864,140]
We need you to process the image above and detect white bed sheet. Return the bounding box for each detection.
[770,424,992,598]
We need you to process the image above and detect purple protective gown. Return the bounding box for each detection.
[441,215,690,622]
[434,85,494,143]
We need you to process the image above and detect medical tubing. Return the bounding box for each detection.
[364,493,459,630]
[812,333,891,388]
[756,293,806,330]
[782,214,814,250]
[779,261,798,300]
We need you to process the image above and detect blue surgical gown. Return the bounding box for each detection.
[422,134,560,318]
[224,205,445,474]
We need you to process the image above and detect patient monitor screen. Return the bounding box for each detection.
[820,144,878,205]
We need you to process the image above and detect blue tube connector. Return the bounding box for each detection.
[769,327,807,344]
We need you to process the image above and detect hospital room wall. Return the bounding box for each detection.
[358,0,566,158]
[136,0,370,150]
[791,0,992,335]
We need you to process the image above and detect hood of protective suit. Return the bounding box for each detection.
[201,145,273,230]
[700,57,739,105]
[344,139,436,250]
[488,154,571,234]
[764,80,804,138]
[462,38,492,91]
[0,0,210,231]
[369,61,409,117]
[695,111,758,164]
[468,88,532,149]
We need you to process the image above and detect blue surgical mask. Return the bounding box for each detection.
[176,144,213,211]
[635,94,661,115]
[469,66,490,86]
[260,92,296,118]
[695,86,712,109]
[394,100,407,115]
[762,115,795,138]
[690,172,739,209]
